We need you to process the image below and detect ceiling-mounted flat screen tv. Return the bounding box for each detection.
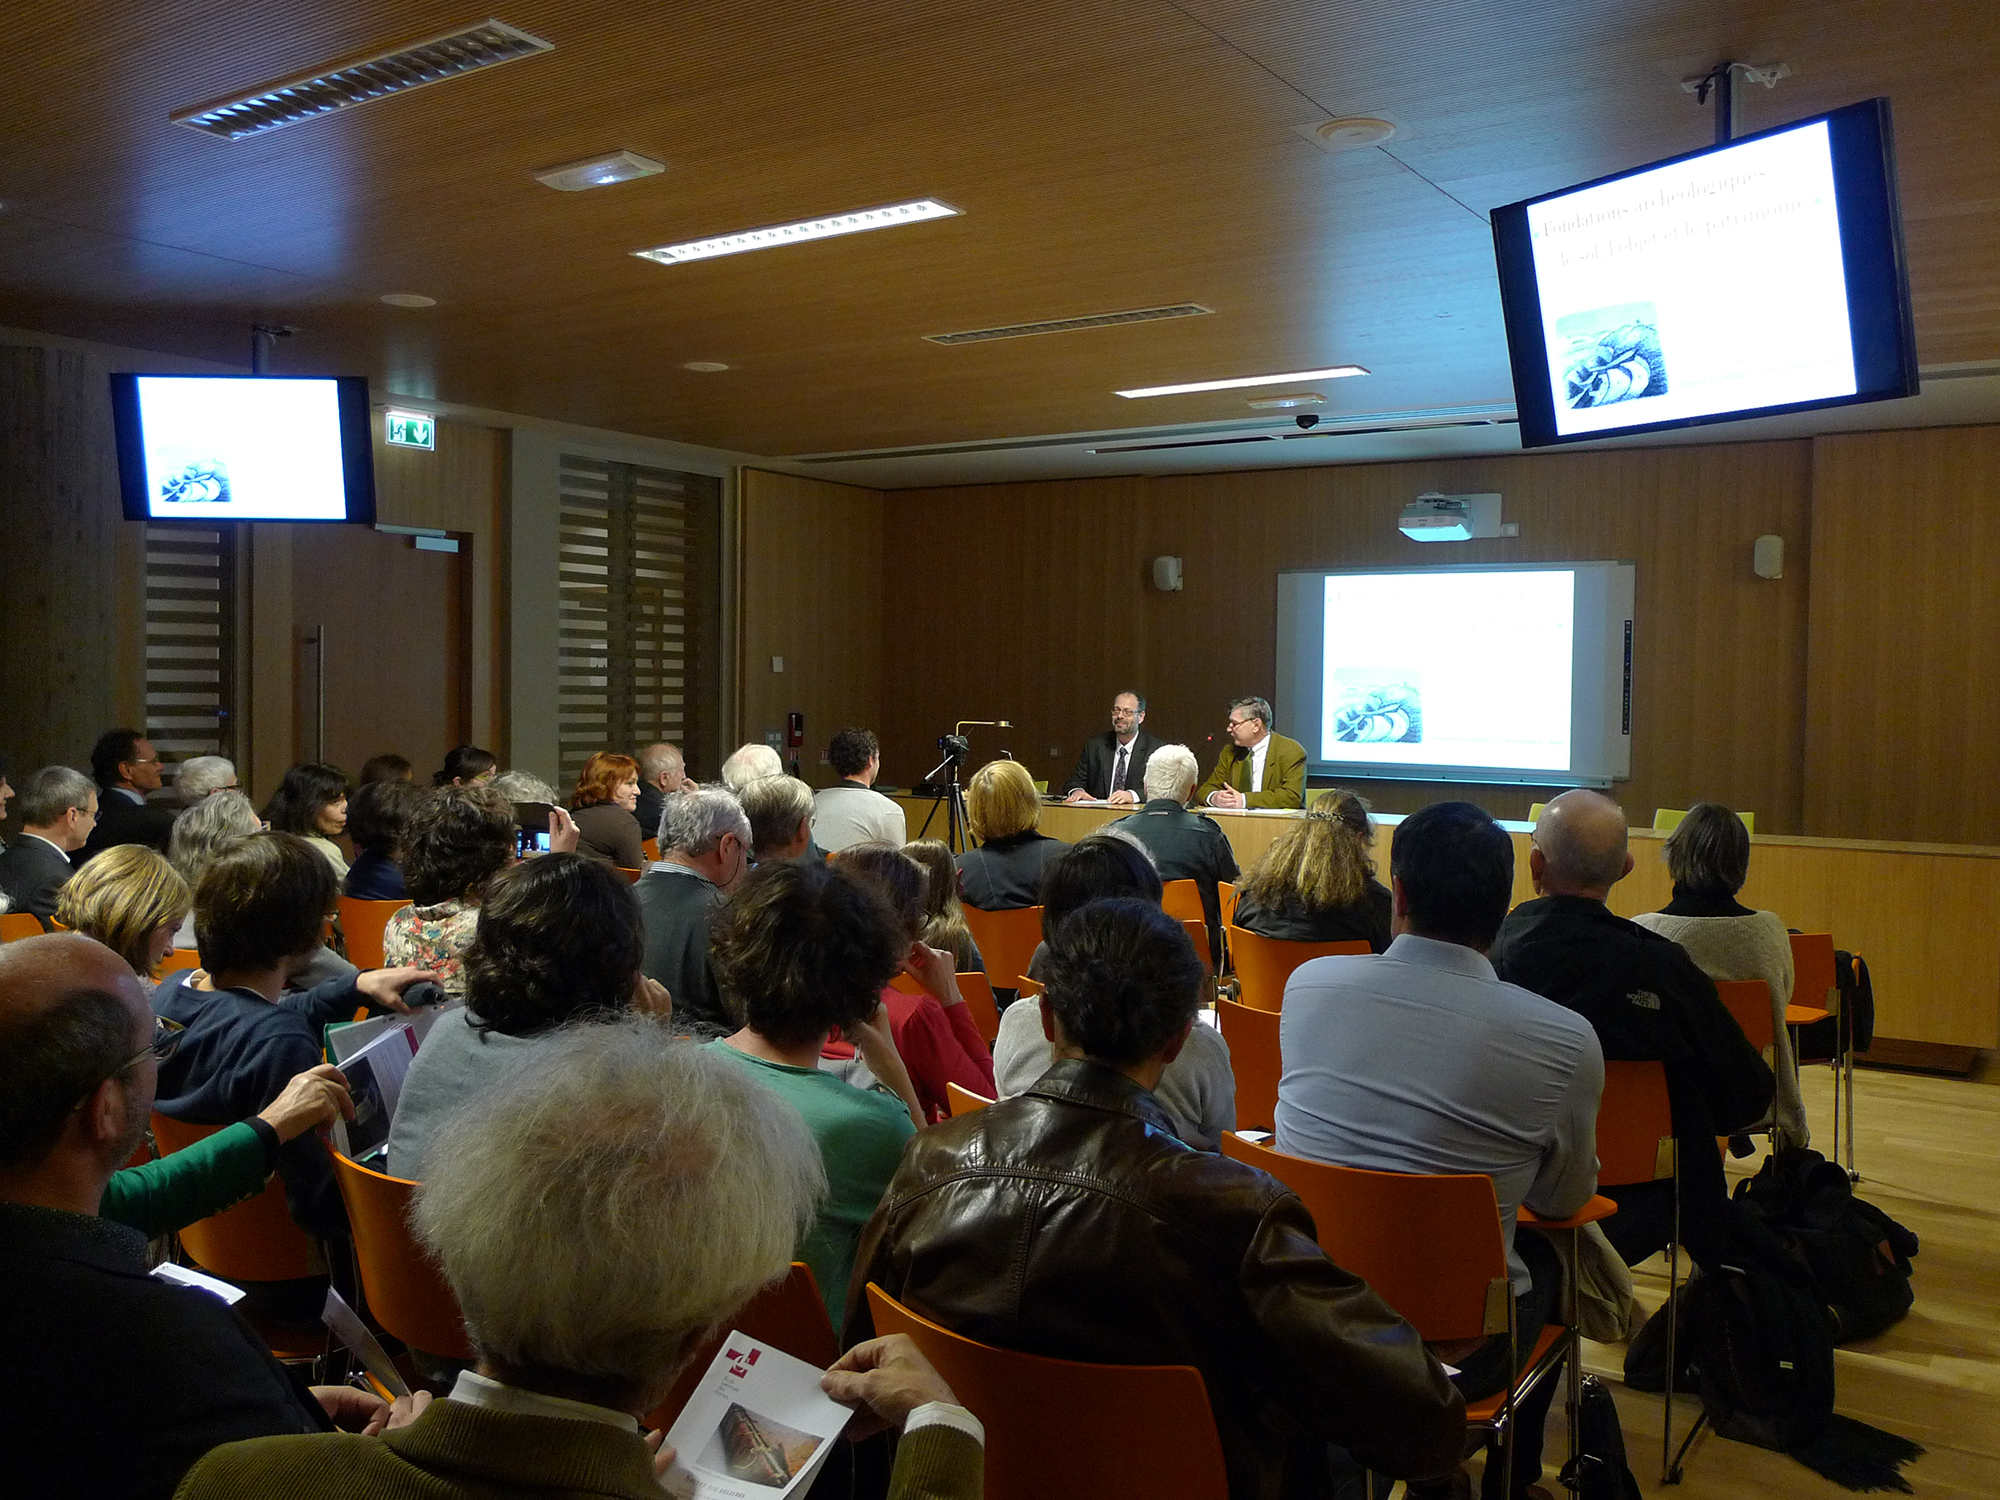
[1492,97,1918,449]
[110,374,377,523]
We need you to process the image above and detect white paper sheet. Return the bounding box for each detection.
[661,1334,852,1499]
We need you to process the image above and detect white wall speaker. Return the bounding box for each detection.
[1752,535,1784,579]
[1151,555,1184,592]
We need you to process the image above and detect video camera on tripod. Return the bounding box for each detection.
[917,719,1012,851]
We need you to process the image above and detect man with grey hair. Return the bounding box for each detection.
[174,755,238,803]
[633,741,693,842]
[740,774,816,862]
[636,787,751,1035]
[1491,789,1772,1272]
[176,1018,985,1499]
[487,769,559,807]
[1117,743,1238,964]
[0,767,98,923]
[1196,696,1306,810]
[719,741,783,795]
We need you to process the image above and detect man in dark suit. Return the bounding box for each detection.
[78,728,177,863]
[0,767,98,923]
[632,741,692,845]
[1115,744,1239,965]
[1062,690,1163,804]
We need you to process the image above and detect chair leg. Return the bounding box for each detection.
[1661,1182,1681,1486]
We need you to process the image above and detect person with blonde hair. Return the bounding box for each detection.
[955,758,1066,910]
[1232,789,1392,951]
[903,838,983,972]
[54,844,190,987]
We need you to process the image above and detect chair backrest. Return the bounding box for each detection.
[1161,879,1205,922]
[150,1112,317,1281]
[616,865,643,884]
[947,1082,993,1116]
[1224,926,1369,1011]
[1180,917,1213,977]
[1031,779,1049,794]
[1527,801,1548,822]
[0,911,45,942]
[1218,1138,1510,1342]
[647,1263,837,1430]
[1595,1060,1677,1186]
[337,896,408,971]
[1217,880,1237,929]
[329,1150,475,1360]
[866,1284,1230,1500]
[1014,976,1044,998]
[1789,932,1838,1011]
[1714,978,1774,1054]
[1215,999,1280,1130]
[961,904,1045,990]
[1652,808,1686,831]
[888,971,925,994]
[955,970,1002,1047]
[154,949,202,975]
[641,837,660,863]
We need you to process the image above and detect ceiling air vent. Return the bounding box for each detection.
[171,19,554,139]
[923,304,1213,346]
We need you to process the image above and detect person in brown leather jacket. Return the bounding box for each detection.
[846,896,1466,1500]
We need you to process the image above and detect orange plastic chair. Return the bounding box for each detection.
[1220,1135,1569,1495]
[329,1150,475,1361]
[1215,999,1280,1130]
[1217,880,1238,930]
[867,1284,1230,1500]
[962,904,1045,991]
[1788,931,1855,1176]
[955,971,1002,1048]
[151,1112,318,1282]
[154,949,203,976]
[647,1263,837,1430]
[0,912,44,942]
[641,837,660,863]
[616,865,643,884]
[1181,917,1214,977]
[1161,879,1205,923]
[1714,978,1775,1054]
[1014,976,1044,999]
[947,1082,993,1116]
[337,897,408,971]
[888,971,925,994]
[1224,926,1368,1011]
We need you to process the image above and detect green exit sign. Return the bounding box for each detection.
[386,410,435,449]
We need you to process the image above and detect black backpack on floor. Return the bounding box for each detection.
[1734,1148,1918,1342]
[1557,1375,1642,1500]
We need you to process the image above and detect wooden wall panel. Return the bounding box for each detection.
[882,441,1813,827]
[1804,426,2000,843]
[738,469,884,787]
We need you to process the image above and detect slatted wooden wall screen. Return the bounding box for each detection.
[143,523,236,782]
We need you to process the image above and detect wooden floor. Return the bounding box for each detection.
[1470,1057,2000,1499]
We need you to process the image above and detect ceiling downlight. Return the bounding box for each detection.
[924,303,1214,346]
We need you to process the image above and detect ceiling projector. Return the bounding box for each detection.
[1399,492,1502,542]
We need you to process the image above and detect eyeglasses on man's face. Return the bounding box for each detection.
[121,1015,184,1072]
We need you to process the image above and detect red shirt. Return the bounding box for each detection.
[822,984,996,1125]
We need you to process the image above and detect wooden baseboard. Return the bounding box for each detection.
[1853,1037,1982,1075]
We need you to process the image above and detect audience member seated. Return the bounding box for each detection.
[741,772,818,862]
[633,740,693,840]
[177,1020,984,1500]
[0,933,419,1500]
[1233,788,1393,951]
[487,768,560,806]
[388,852,668,1178]
[79,727,177,862]
[812,727,907,851]
[836,843,998,1123]
[955,758,1066,910]
[996,833,1235,1151]
[175,754,239,803]
[55,844,190,995]
[431,743,496,787]
[1491,790,1773,1271]
[382,786,522,998]
[719,740,782,793]
[904,838,984,973]
[0,766,97,923]
[341,778,422,902]
[357,752,412,785]
[1115,743,1239,963]
[1278,801,1604,1500]
[263,762,354,883]
[154,833,434,1242]
[1634,801,1806,1148]
[713,859,922,1320]
[165,790,261,947]
[568,750,648,870]
[636,787,749,1036]
[851,897,1464,1498]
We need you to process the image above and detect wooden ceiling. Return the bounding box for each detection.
[2,0,1997,476]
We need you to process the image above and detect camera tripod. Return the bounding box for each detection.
[914,719,1011,852]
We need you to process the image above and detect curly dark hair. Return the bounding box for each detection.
[711,859,904,1050]
[826,728,880,779]
[1039,832,1162,939]
[464,854,642,1036]
[1042,897,1202,1067]
[346,778,427,858]
[403,785,516,906]
[262,762,351,836]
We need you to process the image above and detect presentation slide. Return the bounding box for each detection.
[1275,563,1634,787]
[135,376,350,521]
[1526,119,1856,438]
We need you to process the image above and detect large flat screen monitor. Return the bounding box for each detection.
[110,374,377,523]
[1492,97,1917,449]
[1275,562,1635,787]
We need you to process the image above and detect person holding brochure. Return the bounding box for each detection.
[175,1021,984,1500]
[1196,696,1307,810]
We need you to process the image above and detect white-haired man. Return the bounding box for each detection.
[175,755,238,803]
[178,1018,983,1499]
[634,741,693,841]
[1115,743,1238,963]
[636,787,751,1035]
[719,741,782,795]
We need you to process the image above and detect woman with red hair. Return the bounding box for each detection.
[568,752,646,871]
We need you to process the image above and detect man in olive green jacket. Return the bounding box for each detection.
[1196,696,1307,810]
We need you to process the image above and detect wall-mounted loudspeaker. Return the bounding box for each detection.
[1151,556,1184,592]
[1752,535,1784,579]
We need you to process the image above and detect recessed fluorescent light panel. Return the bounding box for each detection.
[635,198,960,266]
[534,150,665,191]
[1116,366,1370,398]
